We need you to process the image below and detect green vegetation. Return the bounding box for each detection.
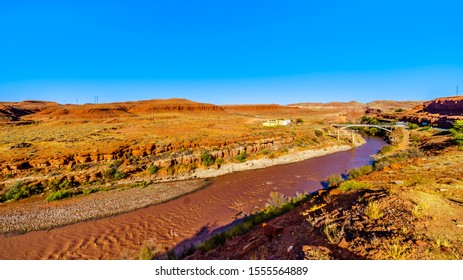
[359,116,387,136]
[408,123,419,129]
[147,164,160,174]
[364,201,384,220]
[338,180,372,192]
[46,189,74,202]
[327,174,343,187]
[215,158,224,166]
[201,151,215,167]
[46,178,79,191]
[373,148,423,170]
[235,151,247,162]
[266,192,288,208]
[139,243,158,260]
[348,165,373,180]
[394,108,404,112]
[450,120,463,146]
[104,160,126,180]
[0,181,44,202]
[361,116,380,125]
[410,133,420,142]
[379,145,393,154]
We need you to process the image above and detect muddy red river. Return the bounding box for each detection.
[0,137,385,259]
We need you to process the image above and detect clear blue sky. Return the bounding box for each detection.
[1,0,463,104]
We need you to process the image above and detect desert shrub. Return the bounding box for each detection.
[291,192,307,204]
[348,165,373,180]
[198,232,229,252]
[235,151,247,163]
[395,108,404,112]
[46,189,74,202]
[410,134,420,142]
[411,203,424,218]
[364,201,384,220]
[322,220,345,244]
[361,116,379,124]
[201,151,215,167]
[46,178,79,191]
[3,181,44,202]
[327,174,343,187]
[109,160,123,169]
[266,192,288,208]
[139,243,158,260]
[104,160,126,180]
[367,127,380,136]
[450,120,463,146]
[71,163,88,171]
[408,123,419,129]
[403,174,432,187]
[314,129,324,137]
[215,158,223,166]
[379,145,393,155]
[294,118,304,124]
[82,188,98,195]
[147,164,160,174]
[373,148,423,170]
[338,180,372,192]
[451,119,463,131]
[383,240,410,260]
[261,149,269,155]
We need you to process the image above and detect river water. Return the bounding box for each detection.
[0,137,385,259]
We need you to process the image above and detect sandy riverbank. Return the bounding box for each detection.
[0,139,365,235]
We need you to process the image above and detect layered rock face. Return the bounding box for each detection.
[400,96,463,128]
[423,97,463,115]
[0,136,293,184]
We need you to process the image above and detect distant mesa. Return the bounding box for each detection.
[122,98,224,114]
[0,98,225,122]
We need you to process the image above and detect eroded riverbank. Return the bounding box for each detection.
[0,137,385,259]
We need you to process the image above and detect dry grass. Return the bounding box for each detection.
[364,200,384,220]
[321,220,345,245]
[383,239,411,260]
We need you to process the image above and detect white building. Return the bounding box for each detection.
[263,119,292,127]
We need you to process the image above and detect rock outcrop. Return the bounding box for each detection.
[399,96,463,128]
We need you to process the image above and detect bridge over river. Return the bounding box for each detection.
[332,122,408,133]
